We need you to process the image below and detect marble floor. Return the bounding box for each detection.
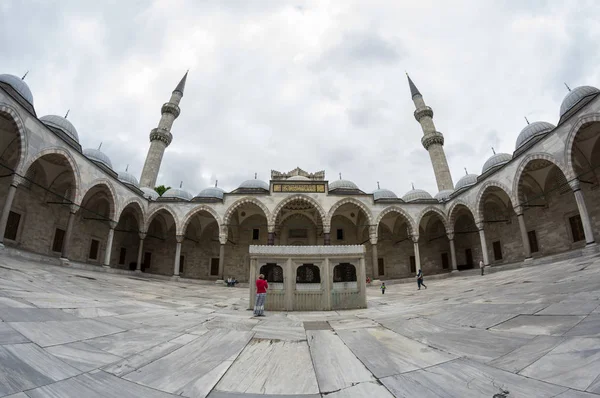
[1,252,600,397]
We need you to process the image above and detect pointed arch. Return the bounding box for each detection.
[223,196,270,227]
[416,206,449,233]
[180,205,222,235]
[327,197,374,226]
[145,205,179,233]
[564,112,600,180]
[116,196,146,231]
[447,199,478,227]
[0,103,28,173]
[80,178,119,221]
[270,194,327,226]
[512,152,566,206]
[475,180,513,222]
[375,206,416,236]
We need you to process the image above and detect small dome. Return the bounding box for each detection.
[373,188,397,200]
[118,171,139,187]
[141,187,159,200]
[196,186,225,200]
[482,152,512,174]
[287,175,310,181]
[163,187,193,201]
[239,179,269,190]
[83,148,112,169]
[402,188,433,202]
[40,115,79,142]
[329,179,359,191]
[0,74,34,104]
[516,121,555,150]
[560,86,599,117]
[455,174,478,191]
[435,189,454,201]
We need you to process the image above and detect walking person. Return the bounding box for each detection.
[480,260,485,276]
[416,269,427,290]
[380,282,386,295]
[253,274,268,317]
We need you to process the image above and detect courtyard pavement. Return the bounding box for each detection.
[0,253,599,397]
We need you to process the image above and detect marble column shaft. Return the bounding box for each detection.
[570,180,596,244]
[267,232,274,246]
[517,211,532,259]
[323,232,331,246]
[173,235,184,276]
[448,234,458,271]
[413,238,421,272]
[0,182,18,244]
[218,243,225,279]
[371,240,379,278]
[136,233,146,271]
[103,226,116,266]
[478,226,490,265]
[61,209,77,259]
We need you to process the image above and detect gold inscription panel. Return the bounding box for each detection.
[273,184,326,193]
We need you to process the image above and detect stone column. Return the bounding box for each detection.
[103,221,117,267]
[323,225,331,245]
[370,237,379,278]
[136,232,146,272]
[218,234,227,280]
[173,235,184,276]
[447,231,458,271]
[515,206,532,259]
[412,235,421,272]
[284,258,294,311]
[358,256,367,308]
[570,179,596,245]
[61,205,78,259]
[248,258,257,310]
[477,222,490,265]
[0,176,21,246]
[267,232,275,245]
[322,258,332,310]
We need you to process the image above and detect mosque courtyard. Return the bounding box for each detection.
[0,253,599,398]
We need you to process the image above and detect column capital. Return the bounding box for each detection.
[11,174,26,187]
[175,234,185,243]
[514,205,524,216]
[108,221,118,229]
[446,231,454,241]
[219,234,228,245]
[267,224,276,233]
[369,236,378,245]
[569,179,581,192]
[411,235,419,243]
[322,224,331,234]
[69,204,79,214]
[476,221,485,231]
[138,232,147,240]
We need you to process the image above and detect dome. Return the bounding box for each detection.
[163,187,193,200]
[83,148,112,169]
[481,152,512,174]
[402,188,433,202]
[455,174,478,191]
[118,170,139,187]
[0,74,33,104]
[373,188,397,200]
[329,179,359,191]
[434,189,454,201]
[40,115,79,142]
[239,179,269,190]
[141,187,159,200]
[287,175,310,181]
[560,86,599,117]
[196,186,225,200]
[515,121,555,150]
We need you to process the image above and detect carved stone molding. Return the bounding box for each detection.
[414,106,433,122]
[249,245,365,256]
[149,128,173,146]
[421,131,445,150]
[161,102,180,118]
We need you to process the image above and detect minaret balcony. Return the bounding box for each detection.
[161,102,181,118]
[149,128,173,146]
[421,131,444,150]
[414,106,433,122]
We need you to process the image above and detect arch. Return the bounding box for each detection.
[447,199,478,227]
[0,103,28,173]
[116,197,146,231]
[180,204,222,235]
[564,112,600,180]
[474,180,513,222]
[80,178,119,221]
[223,196,270,226]
[375,206,417,236]
[296,264,321,283]
[327,197,374,226]
[145,205,179,233]
[333,263,357,282]
[512,152,567,206]
[270,194,327,226]
[415,206,449,233]
[22,146,82,203]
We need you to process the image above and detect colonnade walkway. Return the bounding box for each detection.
[1,250,599,397]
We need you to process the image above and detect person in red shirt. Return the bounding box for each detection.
[254,274,268,317]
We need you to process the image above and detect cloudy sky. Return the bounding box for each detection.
[2,0,600,196]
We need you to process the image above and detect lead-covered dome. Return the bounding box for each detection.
[560,86,599,117]
[163,187,193,200]
[141,187,159,200]
[373,188,397,200]
[402,188,433,202]
[516,121,555,150]
[196,186,225,200]
[83,148,112,169]
[455,173,478,191]
[118,170,139,187]
[239,179,269,190]
[287,175,310,181]
[482,152,511,174]
[435,189,454,201]
[0,74,34,104]
[329,179,359,191]
[40,115,79,143]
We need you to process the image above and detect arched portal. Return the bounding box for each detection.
[418,210,451,274]
[449,204,481,270]
[181,207,221,279]
[112,201,144,271]
[144,209,177,275]
[376,208,416,279]
[273,198,325,246]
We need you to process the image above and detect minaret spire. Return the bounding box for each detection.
[21,71,29,80]
[407,74,454,191]
[139,72,188,188]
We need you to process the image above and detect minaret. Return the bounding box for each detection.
[139,71,188,188]
[407,74,454,191]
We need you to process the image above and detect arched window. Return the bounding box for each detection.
[296,264,321,283]
[260,263,283,283]
[333,263,357,282]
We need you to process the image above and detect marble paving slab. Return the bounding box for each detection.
[92,315,145,330]
[586,373,600,394]
[327,317,380,330]
[324,381,395,397]
[25,369,180,398]
[536,301,599,316]
[126,329,254,397]
[428,310,518,329]
[8,319,124,347]
[45,341,123,372]
[565,314,600,337]
[490,315,585,336]
[203,315,260,331]
[0,308,80,322]
[554,389,600,397]
[169,333,200,345]
[0,343,80,396]
[102,341,183,377]
[215,339,319,395]
[61,307,119,318]
[0,297,34,308]
[381,358,568,398]
[488,335,565,373]
[337,327,456,378]
[0,322,29,344]
[520,336,600,390]
[455,303,549,314]
[251,320,306,341]
[306,330,375,393]
[84,327,182,357]
[208,392,320,398]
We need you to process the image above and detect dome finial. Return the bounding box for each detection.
[254,172,257,179]
[411,182,415,190]
[464,167,468,175]
[564,82,571,92]
[98,142,103,150]
[377,181,380,189]
[339,172,342,180]
[406,73,421,98]
[215,179,218,187]
[174,70,189,95]
[21,71,29,80]
[64,109,70,119]
[180,181,183,188]
[491,146,496,155]
[524,116,530,125]
[125,164,129,172]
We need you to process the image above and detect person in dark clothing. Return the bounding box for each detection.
[381,282,386,294]
[416,269,427,290]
